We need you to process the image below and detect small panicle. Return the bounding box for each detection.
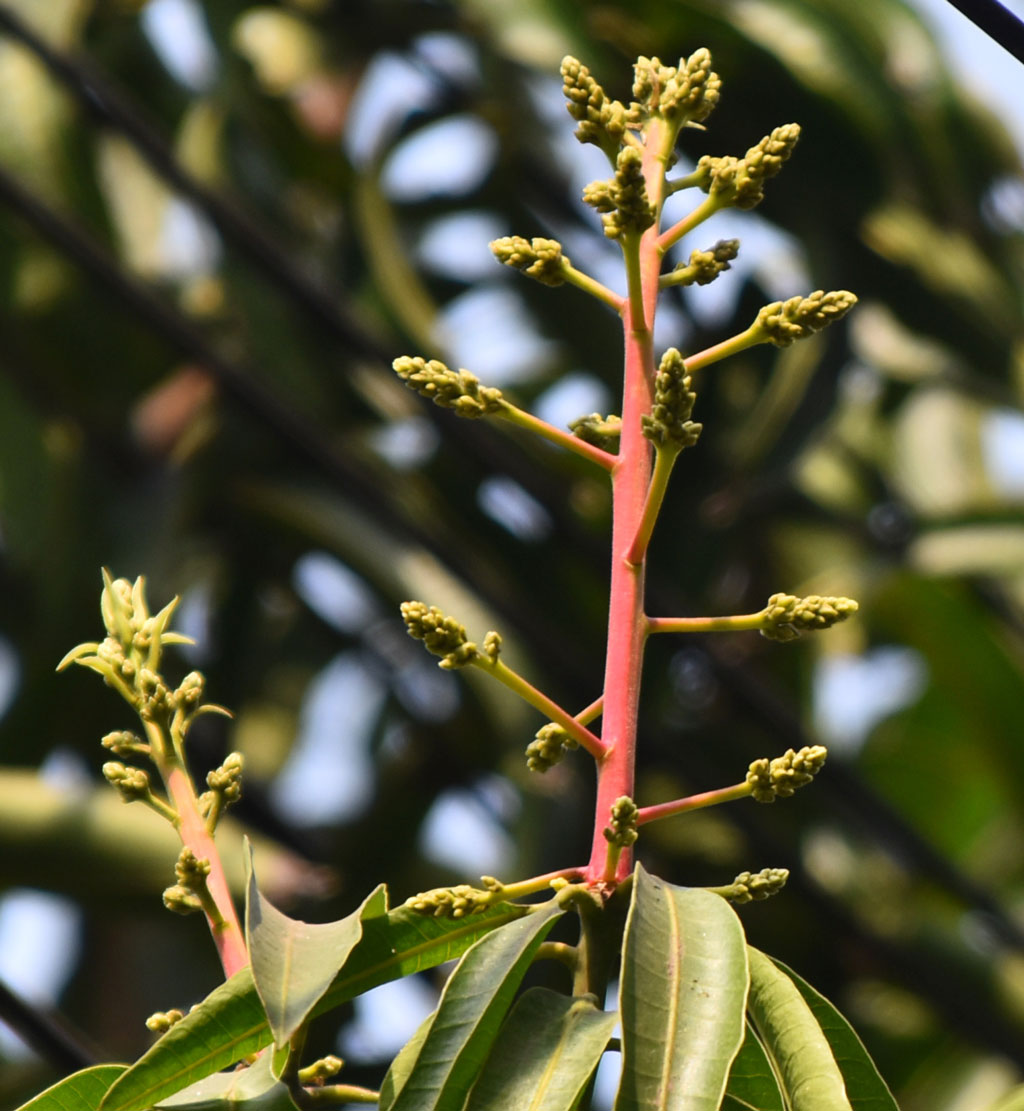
[695,123,801,210]
[583,147,655,240]
[723,868,789,904]
[666,240,739,287]
[632,49,721,127]
[603,796,639,848]
[561,56,633,158]
[392,357,505,418]
[760,593,859,641]
[746,745,828,802]
[754,290,858,347]
[569,413,622,452]
[404,883,493,919]
[490,236,569,286]
[400,601,480,669]
[526,722,578,772]
[641,348,702,451]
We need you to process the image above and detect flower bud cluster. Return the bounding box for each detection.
[583,147,655,240]
[668,239,739,286]
[695,124,801,210]
[206,752,244,805]
[163,847,211,915]
[102,761,151,802]
[145,1009,185,1033]
[569,413,622,451]
[754,290,858,347]
[746,745,828,802]
[392,357,505,419]
[760,593,859,641]
[101,729,148,757]
[525,722,578,772]
[490,236,568,286]
[603,796,639,847]
[561,56,632,157]
[404,883,492,919]
[400,601,480,669]
[727,867,789,903]
[632,49,721,126]
[641,348,702,451]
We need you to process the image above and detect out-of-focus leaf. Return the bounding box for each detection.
[245,841,386,1047]
[615,866,748,1111]
[382,901,565,1111]
[747,947,851,1111]
[100,902,529,1111]
[465,987,618,1111]
[14,1065,127,1111]
[155,1050,294,1109]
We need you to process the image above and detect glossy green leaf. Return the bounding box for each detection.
[245,841,387,1047]
[156,1051,295,1109]
[746,947,852,1111]
[100,901,529,1111]
[615,865,749,1111]
[465,986,618,1111]
[379,1011,435,1109]
[384,901,565,1111]
[773,959,899,1111]
[721,1023,784,1111]
[15,1064,127,1111]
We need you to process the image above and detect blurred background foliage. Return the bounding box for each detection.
[2,0,1024,1107]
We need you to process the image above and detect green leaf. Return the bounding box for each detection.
[721,1023,784,1111]
[379,1011,436,1109]
[245,841,387,1048]
[771,959,899,1111]
[100,901,529,1111]
[14,1064,127,1111]
[988,1083,1024,1111]
[615,865,749,1111]
[746,947,852,1111]
[156,1051,295,1109]
[465,987,618,1111]
[384,901,565,1111]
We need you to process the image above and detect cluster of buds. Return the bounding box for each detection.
[641,348,702,451]
[664,239,739,287]
[723,868,789,904]
[694,124,801,210]
[199,752,245,832]
[145,1009,185,1033]
[490,236,569,287]
[560,56,633,159]
[753,290,859,347]
[583,147,656,240]
[569,413,622,451]
[404,883,493,919]
[632,50,721,128]
[163,847,211,916]
[603,796,640,849]
[400,601,489,669]
[525,722,578,772]
[392,356,505,419]
[747,746,828,803]
[760,593,859,642]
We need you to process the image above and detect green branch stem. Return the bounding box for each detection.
[473,658,608,760]
[684,323,764,373]
[622,234,647,334]
[636,781,753,826]
[658,193,722,253]
[497,402,617,471]
[626,444,680,565]
[647,610,768,634]
[561,261,625,311]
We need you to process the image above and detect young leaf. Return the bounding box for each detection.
[245,842,387,1047]
[746,947,852,1111]
[155,1050,294,1109]
[384,902,565,1111]
[721,1023,784,1111]
[770,958,899,1111]
[615,865,748,1111]
[465,987,618,1111]
[15,1064,127,1111]
[100,902,529,1111]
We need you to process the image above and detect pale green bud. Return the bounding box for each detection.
[207,751,244,804]
[760,593,859,641]
[569,413,622,451]
[162,884,202,915]
[404,883,491,918]
[726,867,789,903]
[586,147,655,240]
[696,124,801,210]
[561,56,633,157]
[642,347,702,450]
[603,796,639,847]
[102,761,151,802]
[754,290,858,347]
[146,1009,184,1033]
[747,745,828,802]
[400,601,479,669]
[526,722,577,772]
[490,235,568,286]
[392,356,504,418]
[632,49,721,126]
[667,239,739,286]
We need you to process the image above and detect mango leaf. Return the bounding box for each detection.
[15,1064,127,1111]
[244,842,387,1048]
[771,958,899,1111]
[384,901,565,1111]
[721,1023,784,1111]
[379,1011,435,1109]
[746,947,851,1111]
[156,1051,294,1109]
[615,865,748,1111]
[100,901,529,1111]
[465,987,618,1111]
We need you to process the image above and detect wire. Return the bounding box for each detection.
[943,0,1024,65]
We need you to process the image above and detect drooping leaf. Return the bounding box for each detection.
[772,958,899,1111]
[746,947,852,1111]
[615,865,749,1111]
[465,986,618,1111]
[14,1064,127,1111]
[100,901,529,1111]
[384,901,565,1111]
[244,841,387,1047]
[721,1023,784,1111]
[155,1050,295,1109]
